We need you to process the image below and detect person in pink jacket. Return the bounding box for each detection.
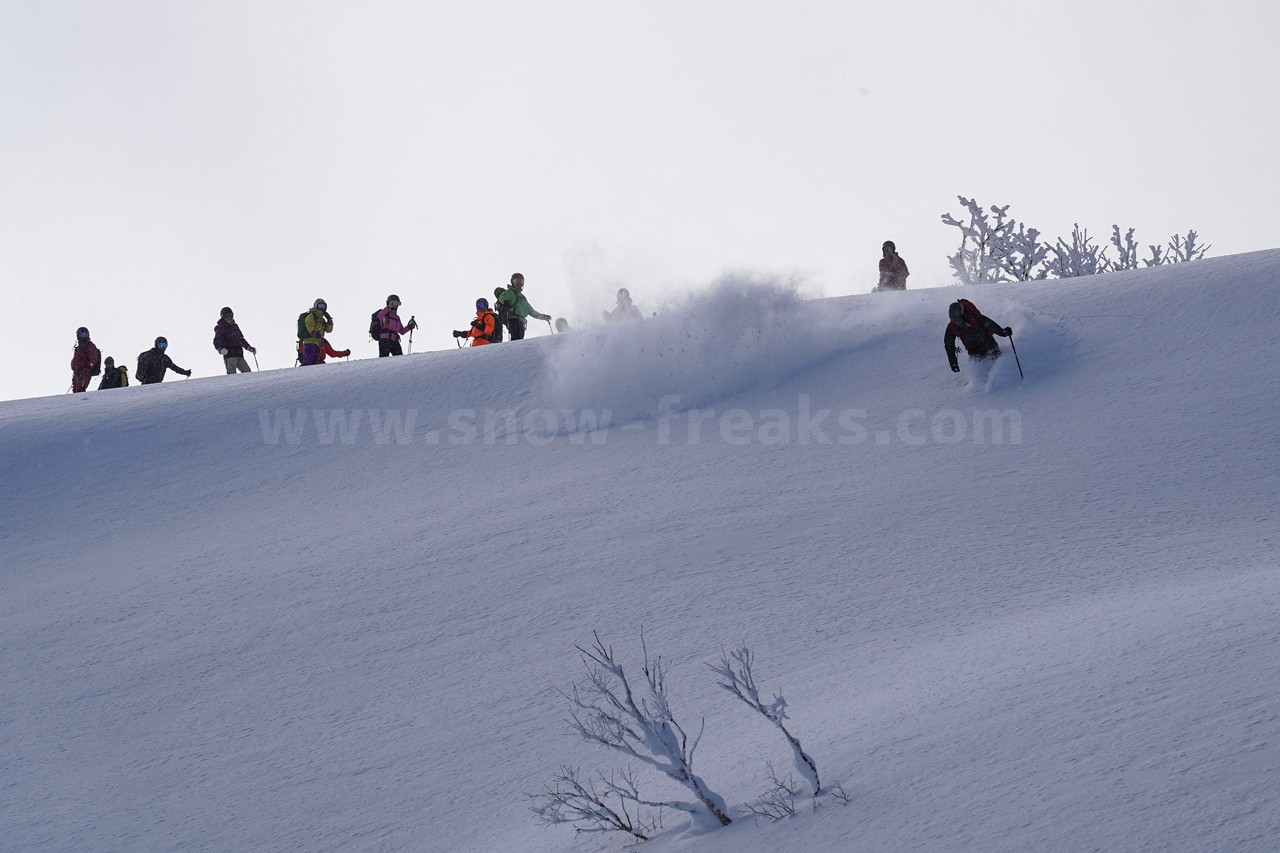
[373,294,417,357]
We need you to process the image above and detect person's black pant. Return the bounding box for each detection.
[379,339,403,357]
[506,319,526,341]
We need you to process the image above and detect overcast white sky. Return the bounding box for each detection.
[2,0,1276,402]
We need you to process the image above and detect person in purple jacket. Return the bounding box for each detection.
[213,307,256,374]
[373,294,417,357]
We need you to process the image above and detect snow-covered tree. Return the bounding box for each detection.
[941,196,1210,283]
[710,647,820,796]
[533,634,836,842]
[940,196,1017,284]
[1166,230,1210,263]
[1111,225,1141,270]
[1003,222,1052,281]
[560,632,733,830]
[1047,224,1107,278]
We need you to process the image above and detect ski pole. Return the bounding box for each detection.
[546,318,554,334]
[1008,333,1024,379]
[408,317,415,354]
[252,351,260,371]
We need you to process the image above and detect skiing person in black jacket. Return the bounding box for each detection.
[945,300,1012,372]
[137,337,192,384]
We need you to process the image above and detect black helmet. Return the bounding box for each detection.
[883,240,896,252]
[220,306,233,317]
[948,302,965,323]
[155,336,168,347]
[510,273,524,286]
[387,294,400,305]
[76,326,90,339]
[476,297,489,310]
[313,298,327,310]
[104,356,115,367]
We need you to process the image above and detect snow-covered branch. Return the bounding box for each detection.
[711,647,820,795]
[562,631,732,828]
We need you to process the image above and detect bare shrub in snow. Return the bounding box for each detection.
[558,632,733,830]
[710,646,820,795]
[740,761,801,821]
[532,634,835,842]
[529,765,660,841]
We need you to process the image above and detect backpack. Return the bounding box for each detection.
[136,350,163,384]
[297,311,310,342]
[952,299,997,349]
[956,298,982,324]
[476,310,500,343]
[98,364,126,389]
[369,310,383,341]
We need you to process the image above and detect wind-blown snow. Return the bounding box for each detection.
[2,251,1278,852]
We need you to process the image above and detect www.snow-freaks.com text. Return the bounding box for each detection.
[256,396,1022,447]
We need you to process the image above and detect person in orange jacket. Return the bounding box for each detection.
[453,297,499,346]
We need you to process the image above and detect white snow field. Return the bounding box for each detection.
[2,251,1278,853]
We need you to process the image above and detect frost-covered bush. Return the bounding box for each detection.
[530,633,831,843]
[940,196,1210,283]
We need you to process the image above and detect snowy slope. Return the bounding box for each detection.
[2,251,1278,853]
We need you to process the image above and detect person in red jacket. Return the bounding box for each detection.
[876,241,910,291]
[374,294,417,357]
[70,326,101,393]
[296,338,352,364]
[453,298,499,346]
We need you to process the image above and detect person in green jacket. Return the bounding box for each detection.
[496,273,551,341]
[300,299,334,366]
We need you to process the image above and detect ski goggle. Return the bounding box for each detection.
[157,341,167,349]
[77,330,89,339]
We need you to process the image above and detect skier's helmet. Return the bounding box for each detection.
[76,326,90,339]
[476,297,489,310]
[220,306,233,318]
[387,294,400,305]
[883,240,896,252]
[618,288,630,300]
[155,336,168,348]
[510,273,524,286]
[314,299,327,310]
[948,302,965,324]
